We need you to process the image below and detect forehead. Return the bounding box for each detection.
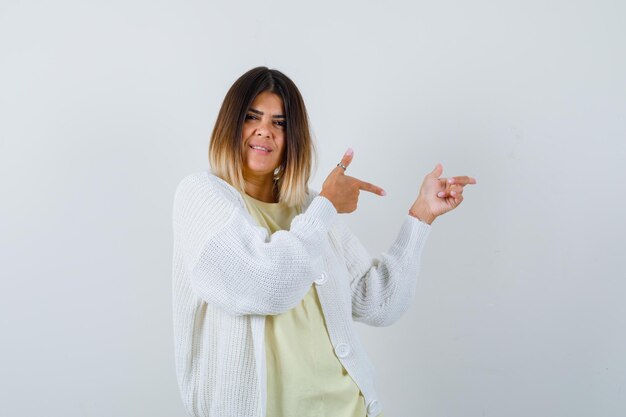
[250,91,284,113]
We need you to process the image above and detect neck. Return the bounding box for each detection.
[243,172,278,203]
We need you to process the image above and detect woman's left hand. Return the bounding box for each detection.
[408,163,476,224]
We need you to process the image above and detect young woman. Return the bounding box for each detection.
[172,67,476,417]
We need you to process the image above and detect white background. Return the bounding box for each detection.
[1,0,625,416]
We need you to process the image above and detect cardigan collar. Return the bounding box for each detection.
[205,169,318,213]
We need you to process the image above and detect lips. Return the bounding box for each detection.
[249,144,272,152]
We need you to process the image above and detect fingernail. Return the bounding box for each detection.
[346,148,353,156]
[451,191,457,197]
[437,192,445,197]
[448,178,454,184]
[381,190,387,196]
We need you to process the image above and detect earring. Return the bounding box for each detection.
[273,165,283,180]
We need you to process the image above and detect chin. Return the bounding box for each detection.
[245,161,279,177]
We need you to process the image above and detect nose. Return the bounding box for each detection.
[255,125,271,138]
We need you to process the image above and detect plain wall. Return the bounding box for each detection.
[1,0,625,416]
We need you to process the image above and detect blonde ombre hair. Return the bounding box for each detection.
[208,67,316,208]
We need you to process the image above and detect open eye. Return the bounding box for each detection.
[245,114,258,121]
[275,120,286,128]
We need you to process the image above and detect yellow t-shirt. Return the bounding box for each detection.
[240,192,381,417]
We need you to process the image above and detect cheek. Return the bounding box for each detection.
[241,125,254,143]
[276,137,286,158]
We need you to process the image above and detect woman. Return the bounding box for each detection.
[172,67,476,417]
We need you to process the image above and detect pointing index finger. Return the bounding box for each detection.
[356,178,386,196]
[447,176,477,185]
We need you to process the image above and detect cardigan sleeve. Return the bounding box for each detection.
[172,173,338,316]
[335,215,431,327]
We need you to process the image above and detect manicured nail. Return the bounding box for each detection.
[346,148,353,156]
[437,191,445,197]
[451,191,457,197]
[381,190,387,196]
[448,178,455,184]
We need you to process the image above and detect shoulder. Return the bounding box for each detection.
[175,170,244,206]
[172,171,249,229]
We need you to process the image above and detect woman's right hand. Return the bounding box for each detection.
[319,148,386,214]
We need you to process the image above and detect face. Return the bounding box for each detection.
[241,91,286,181]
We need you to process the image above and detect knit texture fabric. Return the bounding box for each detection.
[172,171,431,417]
[240,192,369,417]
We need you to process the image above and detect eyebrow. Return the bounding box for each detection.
[248,108,286,118]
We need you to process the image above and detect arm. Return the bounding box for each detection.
[173,173,337,316]
[334,215,431,327]
[341,163,476,326]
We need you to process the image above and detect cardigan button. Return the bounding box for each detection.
[334,342,350,358]
[366,399,380,416]
[315,272,327,285]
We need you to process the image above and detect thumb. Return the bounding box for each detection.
[427,163,443,179]
[336,148,354,173]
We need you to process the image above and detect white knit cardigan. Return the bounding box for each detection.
[171,171,431,417]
